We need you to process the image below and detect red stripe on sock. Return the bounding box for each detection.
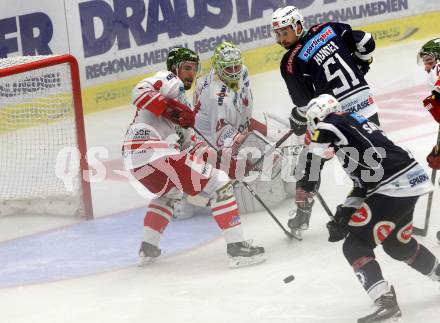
[213,208,241,229]
[144,212,170,233]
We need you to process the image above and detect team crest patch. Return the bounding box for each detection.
[373,221,396,245]
[348,203,372,227]
[397,222,412,244]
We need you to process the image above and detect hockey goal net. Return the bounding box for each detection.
[0,54,93,218]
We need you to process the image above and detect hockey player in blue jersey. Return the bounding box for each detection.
[303,94,440,323]
[271,5,380,239]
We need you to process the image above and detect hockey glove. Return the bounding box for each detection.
[327,205,356,242]
[353,56,373,76]
[289,106,307,136]
[162,98,195,128]
[427,145,440,169]
[423,93,440,124]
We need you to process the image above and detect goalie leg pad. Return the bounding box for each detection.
[234,174,287,214]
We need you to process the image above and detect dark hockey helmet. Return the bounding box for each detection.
[417,38,440,64]
[166,47,200,73]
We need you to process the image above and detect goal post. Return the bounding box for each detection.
[0,54,93,219]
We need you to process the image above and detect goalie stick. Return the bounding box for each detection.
[192,126,298,240]
[413,126,440,237]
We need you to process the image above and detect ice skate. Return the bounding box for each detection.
[428,260,440,282]
[138,241,161,267]
[358,286,402,323]
[227,240,266,268]
[287,208,311,241]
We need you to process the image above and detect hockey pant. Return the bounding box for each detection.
[132,151,245,247]
[342,194,438,302]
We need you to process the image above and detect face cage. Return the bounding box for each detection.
[216,59,243,82]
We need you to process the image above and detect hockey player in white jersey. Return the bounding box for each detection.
[122,47,265,268]
[191,41,289,214]
[418,38,440,243]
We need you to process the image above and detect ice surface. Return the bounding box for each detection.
[0,38,439,323]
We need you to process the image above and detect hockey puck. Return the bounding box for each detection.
[283,275,295,284]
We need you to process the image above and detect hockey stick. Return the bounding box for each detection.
[192,127,297,239]
[413,126,440,237]
[315,191,335,221]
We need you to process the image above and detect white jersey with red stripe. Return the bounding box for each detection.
[427,61,440,93]
[194,66,253,148]
[122,70,193,169]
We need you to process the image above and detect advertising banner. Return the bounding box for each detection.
[1,0,440,112]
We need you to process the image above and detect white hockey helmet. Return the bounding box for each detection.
[306,94,341,132]
[272,6,305,37]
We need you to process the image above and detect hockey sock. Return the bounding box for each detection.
[143,201,173,245]
[405,243,438,275]
[352,256,388,302]
[210,182,244,243]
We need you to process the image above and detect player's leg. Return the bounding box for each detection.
[131,162,176,266]
[343,194,404,322]
[199,168,265,267]
[380,196,440,281]
[166,151,266,268]
[287,144,326,239]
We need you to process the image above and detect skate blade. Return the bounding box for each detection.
[137,256,157,267]
[228,253,266,269]
[291,229,303,241]
[358,314,402,323]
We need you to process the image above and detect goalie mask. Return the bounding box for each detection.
[306,94,341,132]
[212,41,243,91]
[272,6,305,37]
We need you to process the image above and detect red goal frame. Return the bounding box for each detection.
[0,54,93,219]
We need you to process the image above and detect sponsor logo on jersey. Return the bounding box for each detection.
[216,85,228,106]
[397,222,412,244]
[216,126,236,147]
[166,73,176,81]
[287,43,303,74]
[348,203,372,227]
[345,96,373,113]
[299,26,336,62]
[373,221,396,245]
[407,168,429,187]
[349,112,368,124]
